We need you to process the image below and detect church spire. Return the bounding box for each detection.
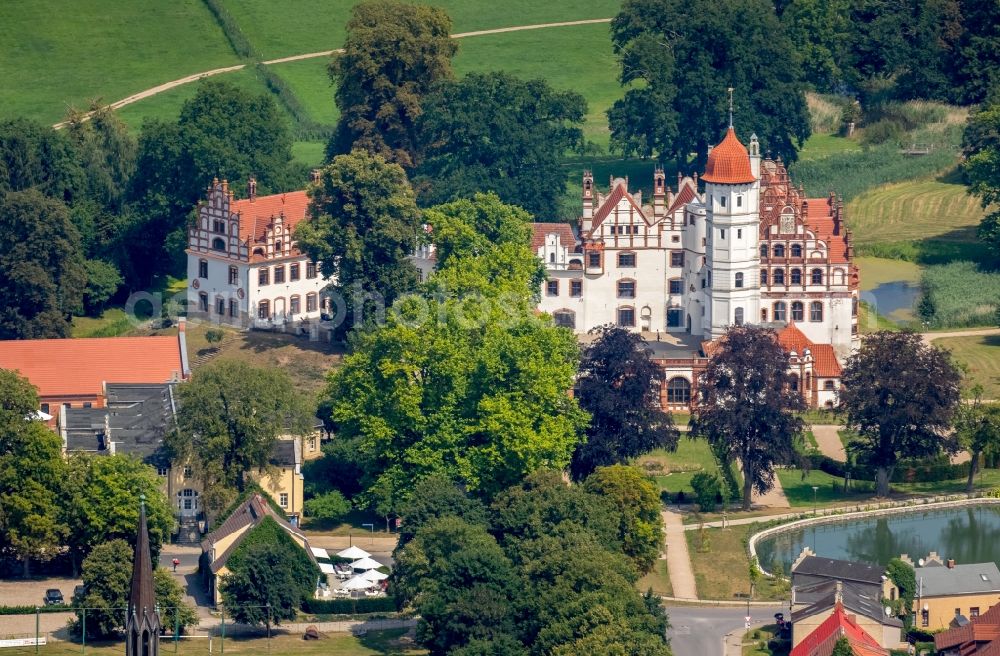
[126,495,160,656]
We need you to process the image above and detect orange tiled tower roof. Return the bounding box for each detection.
[702,127,756,185]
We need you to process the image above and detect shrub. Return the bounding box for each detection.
[861,119,905,146]
[690,472,723,512]
[205,329,225,344]
[675,490,686,504]
[304,490,352,524]
[302,597,397,615]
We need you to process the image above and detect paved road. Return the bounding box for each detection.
[665,604,787,656]
[662,509,698,599]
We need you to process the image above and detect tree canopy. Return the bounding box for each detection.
[329,0,457,167]
[415,72,586,218]
[583,465,664,573]
[839,331,961,496]
[693,325,804,510]
[963,102,1000,258]
[609,0,810,166]
[954,390,1000,494]
[571,326,678,480]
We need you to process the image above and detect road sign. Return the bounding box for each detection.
[745,616,752,623]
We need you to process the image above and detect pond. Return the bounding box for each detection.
[755,504,1000,574]
[861,282,920,325]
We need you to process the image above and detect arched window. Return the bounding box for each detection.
[275,240,282,252]
[258,300,270,320]
[791,301,804,321]
[789,374,799,392]
[791,244,802,257]
[549,252,555,263]
[773,244,785,257]
[553,310,576,329]
[760,244,769,258]
[773,269,785,285]
[791,268,802,284]
[760,269,768,285]
[666,377,691,404]
[811,269,823,284]
[761,308,768,321]
[824,380,835,390]
[734,307,744,325]
[852,297,858,317]
[773,301,787,321]
[212,237,225,251]
[735,272,744,288]
[810,301,823,322]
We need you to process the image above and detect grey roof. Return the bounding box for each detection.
[62,383,177,463]
[201,494,312,574]
[269,439,299,467]
[792,556,886,586]
[919,562,1000,597]
[792,580,903,627]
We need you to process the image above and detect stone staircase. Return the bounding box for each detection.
[174,516,203,546]
[190,333,240,369]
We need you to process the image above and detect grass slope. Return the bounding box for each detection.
[0,0,238,125]
[937,334,1000,398]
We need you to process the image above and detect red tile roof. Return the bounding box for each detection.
[936,602,1000,653]
[791,603,887,656]
[803,197,850,264]
[777,323,811,353]
[702,128,756,185]
[667,182,697,216]
[591,182,649,230]
[232,190,311,246]
[776,324,843,377]
[531,222,577,252]
[0,335,186,398]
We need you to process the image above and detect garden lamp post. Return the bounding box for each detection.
[812,486,819,515]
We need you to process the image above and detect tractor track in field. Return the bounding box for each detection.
[51,18,613,129]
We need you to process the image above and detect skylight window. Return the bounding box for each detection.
[981,574,990,582]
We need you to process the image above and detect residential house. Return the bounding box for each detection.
[790,601,888,656]
[902,553,1000,630]
[200,493,318,605]
[935,601,1000,655]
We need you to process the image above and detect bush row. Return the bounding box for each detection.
[253,64,334,141]
[805,454,971,483]
[202,0,256,60]
[302,596,397,615]
[0,604,72,615]
[918,261,1000,329]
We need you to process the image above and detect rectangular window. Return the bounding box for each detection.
[670,252,684,267]
[290,263,300,281]
[672,235,680,243]
[199,293,209,312]
[617,280,636,298]
[273,266,285,284]
[157,467,168,477]
[546,280,559,296]
[258,268,269,285]
[306,294,317,312]
[570,280,582,297]
[183,466,192,479]
[213,220,226,234]
[216,298,225,315]
[737,196,743,207]
[83,402,92,409]
[737,229,742,239]
[290,296,300,315]
[199,260,208,279]
[40,403,50,414]
[669,279,683,295]
[721,229,726,239]
[229,298,239,318]
[618,307,635,327]
[971,607,980,618]
[618,252,636,267]
[279,493,288,508]
[306,262,317,279]
[228,266,239,285]
[588,252,601,268]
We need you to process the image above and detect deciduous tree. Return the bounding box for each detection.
[583,465,664,573]
[693,325,805,511]
[953,387,1000,494]
[0,189,86,339]
[963,103,1000,257]
[839,331,961,497]
[303,490,351,524]
[415,72,586,218]
[571,326,678,480]
[609,0,810,166]
[329,0,457,167]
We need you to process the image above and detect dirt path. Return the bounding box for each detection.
[922,328,1000,342]
[52,18,613,129]
[812,425,846,461]
[662,508,698,599]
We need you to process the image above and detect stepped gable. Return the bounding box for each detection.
[589,180,650,231]
[230,190,310,263]
[791,602,888,656]
[702,128,755,184]
[531,222,577,251]
[776,325,842,377]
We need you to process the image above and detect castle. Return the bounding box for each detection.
[534,125,860,409]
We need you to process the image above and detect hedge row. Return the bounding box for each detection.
[302,597,397,615]
[805,454,971,483]
[253,64,334,141]
[0,605,72,615]
[201,0,256,60]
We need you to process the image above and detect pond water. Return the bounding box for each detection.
[861,282,920,324]
[755,504,1000,574]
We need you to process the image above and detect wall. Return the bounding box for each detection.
[253,466,304,520]
[792,607,901,649]
[917,593,1000,631]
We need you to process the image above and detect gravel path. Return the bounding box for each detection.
[662,508,698,599]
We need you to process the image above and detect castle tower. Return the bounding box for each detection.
[702,96,761,338]
[581,170,595,234]
[653,166,666,219]
[126,496,160,656]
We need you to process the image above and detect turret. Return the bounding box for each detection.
[582,170,594,233]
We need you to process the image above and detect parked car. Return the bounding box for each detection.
[73,585,86,602]
[44,589,64,606]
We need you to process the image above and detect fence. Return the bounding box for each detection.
[0,605,417,654]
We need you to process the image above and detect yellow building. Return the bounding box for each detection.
[907,555,1000,631]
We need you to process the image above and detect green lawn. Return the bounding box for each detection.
[775,469,871,509]
[797,133,860,161]
[935,334,1000,399]
[0,0,238,125]
[637,438,724,498]
[268,59,340,126]
[855,257,922,292]
[846,174,986,245]
[2,630,423,655]
[637,559,673,597]
[686,524,789,601]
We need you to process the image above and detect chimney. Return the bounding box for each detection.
[653,167,666,219]
[310,168,321,183]
[947,559,955,569]
[581,170,595,232]
[248,176,257,202]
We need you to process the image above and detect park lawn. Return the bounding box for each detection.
[638,438,725,498]
[637,559,673,597]
[686,524,788,602]
[846,175,986,245]
[0,0,238,125]
[743,625,786,656]
[268,59,339,127]
[220,0,619,60]
[71,308,136,338]
[935,334,1000,399]
[775,469,871,509]
[797,133,860,161]
[5,630,424,655]
[893,468,1000,496]
[855,257,922,292]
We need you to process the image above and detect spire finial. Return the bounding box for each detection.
[727,87,734,129]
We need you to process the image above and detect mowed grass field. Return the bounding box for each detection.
[0,0,238,125]
[936,334,1000,399]
[846,175,985,244]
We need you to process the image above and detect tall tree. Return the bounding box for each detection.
[609,0,810,166]
[64,103,137,214]
[295,149,423,320]
[329,0,457,167]
[780,0,850,91]
[892,0,964,102]
[583,465,664,573]
[415,72,586,218]
[693,325,804,511]
[953,388,1000,494]
[954,0,1000,104]
[571,326,679,480]
[0,370,66,577]
[171,361,313,518]
[0,117,82,202]
[0,189,86,339]
[839,331,961,497]
[962,102,1000,258]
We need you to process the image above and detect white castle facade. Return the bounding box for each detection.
[534,127,860,409]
